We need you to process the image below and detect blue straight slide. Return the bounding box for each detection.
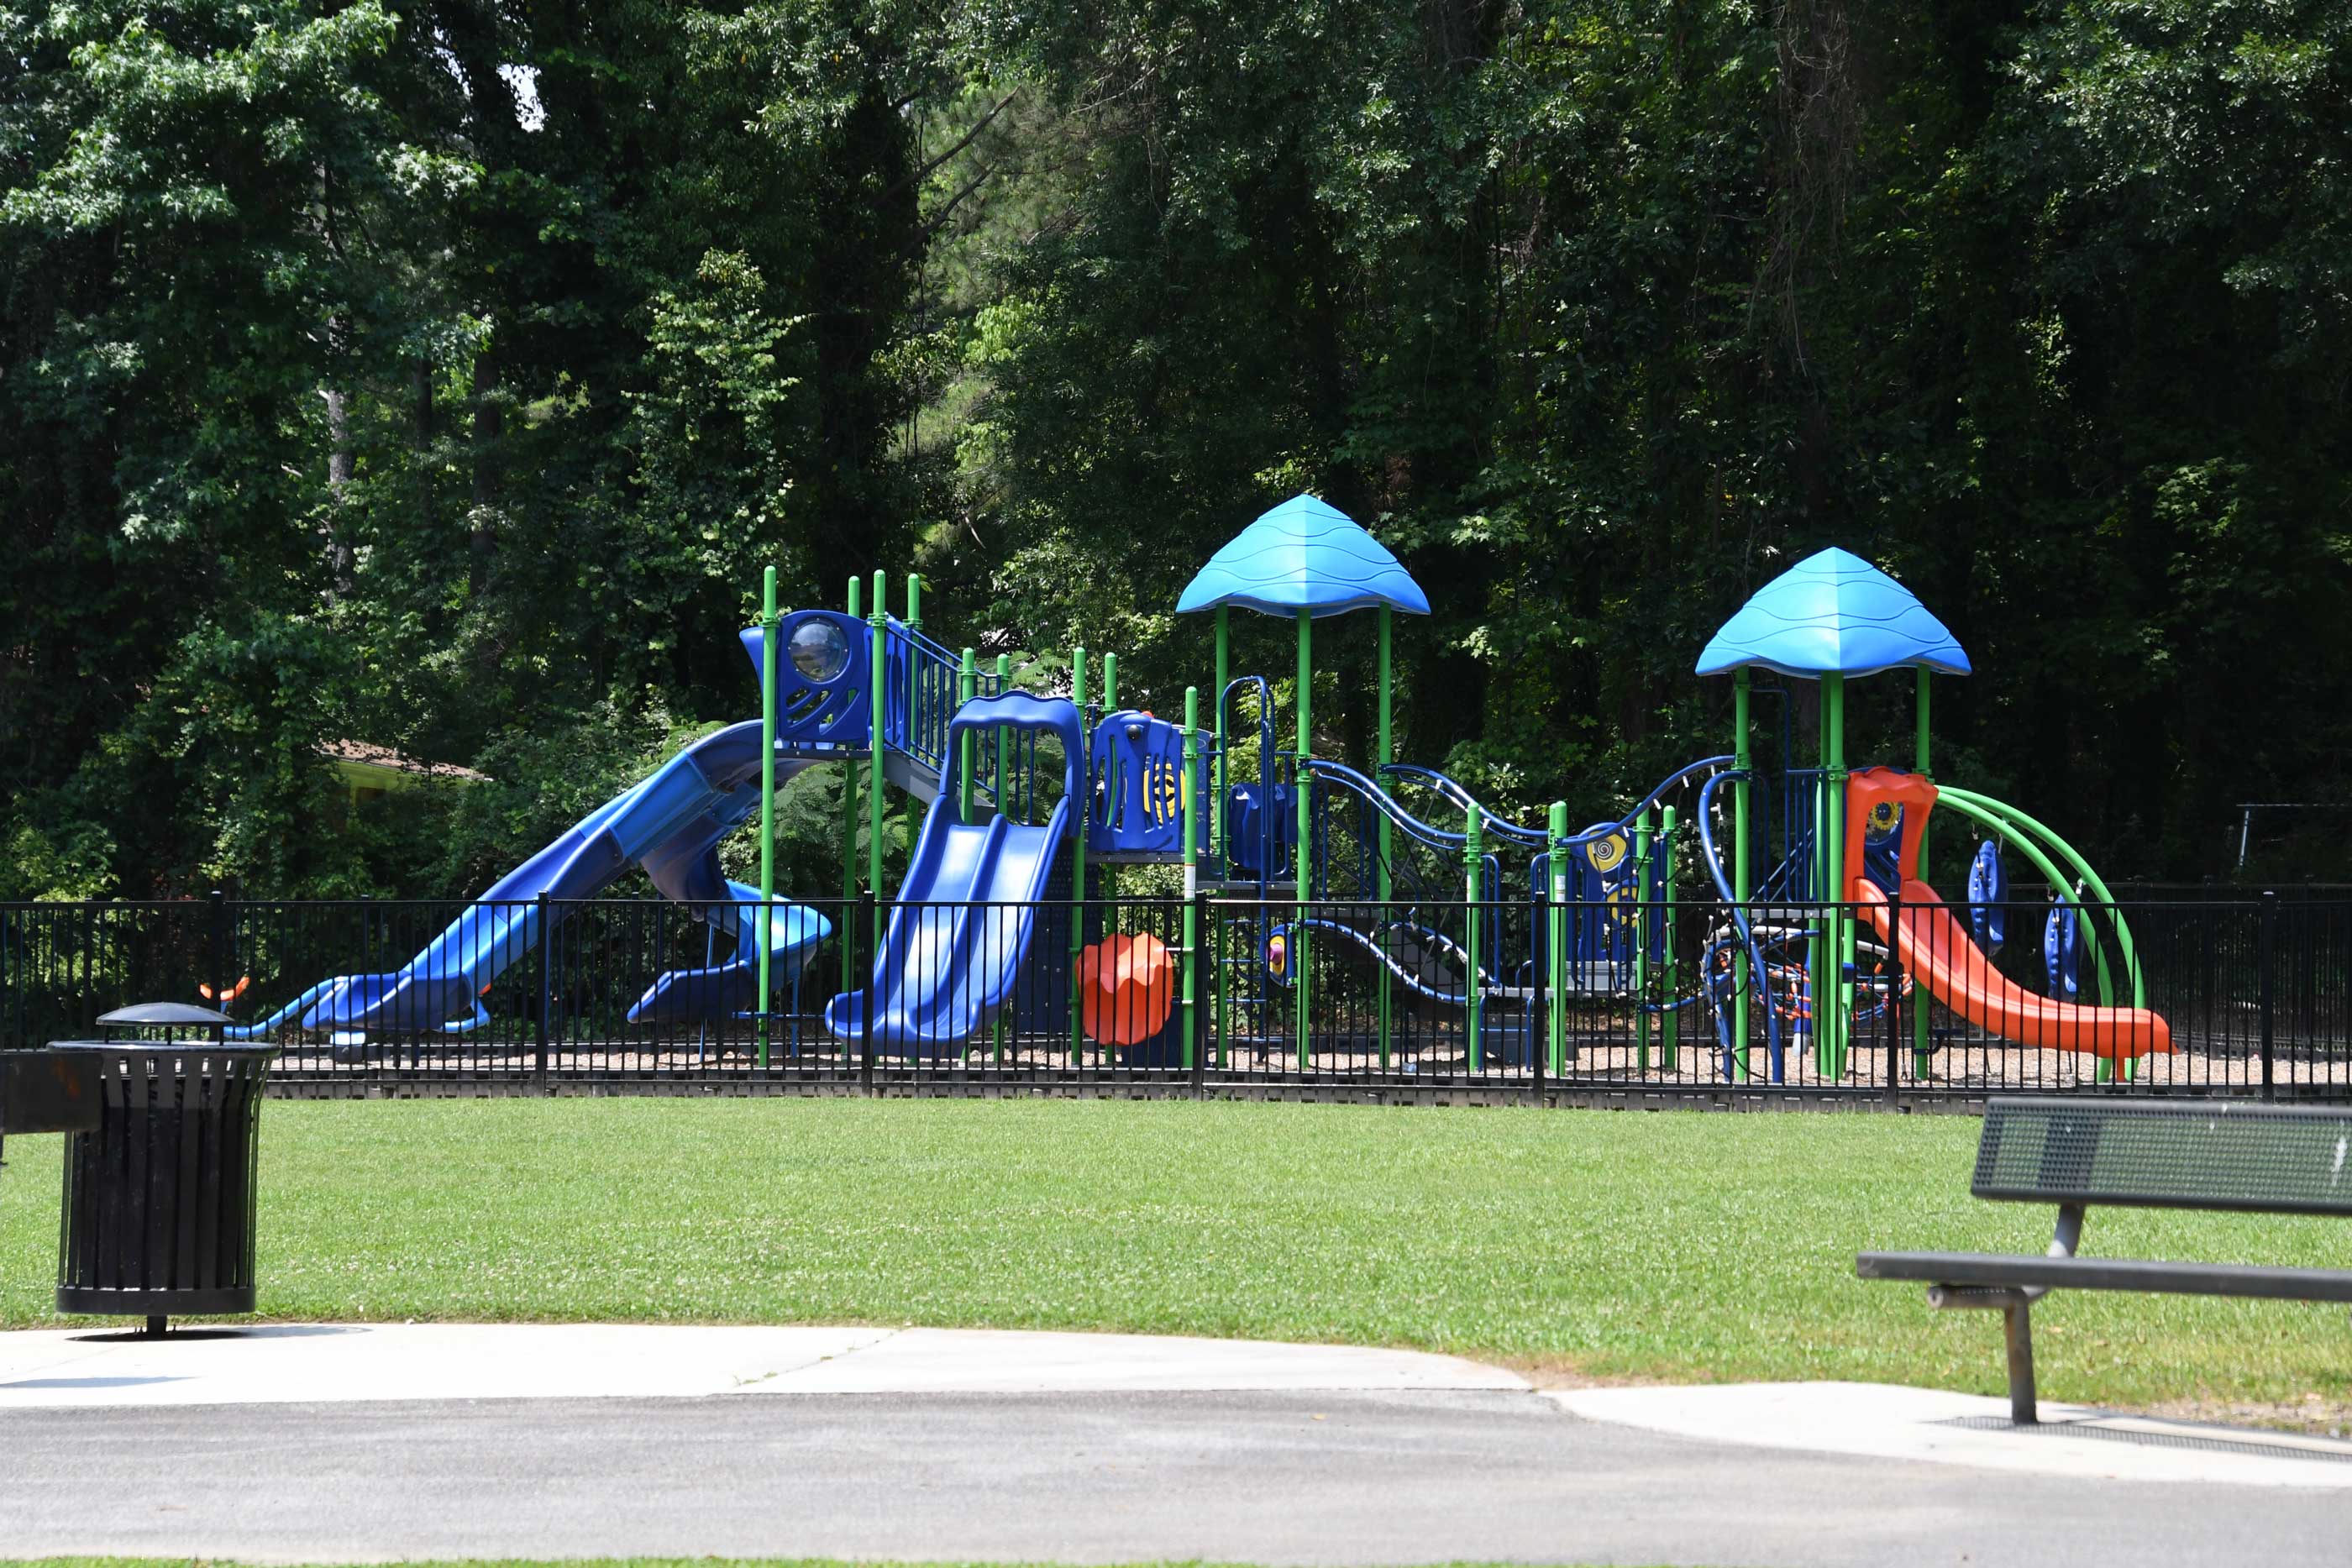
[826,690,1084,1054]
[228,722,830,1039]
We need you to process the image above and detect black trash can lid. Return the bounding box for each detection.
[49,1036,278,1062]
[96,1002,236,1027]
[55,1000,274,1058]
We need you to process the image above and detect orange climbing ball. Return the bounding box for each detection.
[1079,932,1175,1046]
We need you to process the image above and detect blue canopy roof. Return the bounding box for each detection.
[1696,548,1970,679]
[1176,495,1430,618]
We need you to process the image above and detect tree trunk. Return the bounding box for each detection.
[320,380,354,596]
[470,349,501,593]
[412,357,435,534]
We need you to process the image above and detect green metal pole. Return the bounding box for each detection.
[1635,805,1652,1072]
[954,645,977,1067]
[1547,800,1568,1078]
[906,574,924,763]
[1212,620,1230,1066]
[1661,803,1679,1072]
[1730,667,1750,1086]
[995,653,1011,802]
[1210,609,1230,1059]
[866,571,887,1059]
[868,570,886,903]
[1913,669,1932,1078]
[1378,606,1393,1069]
[1183,685,1200,1072]
[1214,606,1230,865]
[958,648,977,823]
[1294,610,1312,1071]
[1465,803,1483,1073]
[1823,671,1847,1078]
[1069,645,1088,1068]
[1099,653,1117,947]
[995,651,1011,1067]
[758,565,778,1069]
[1809,764,1824,1072]
[842,575,860,904]
[1733,669,1752,1081]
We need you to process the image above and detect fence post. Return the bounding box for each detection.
[534,890,552,1089]
[1069,645,1089,1072]
[1190,890,1210,1095]
[1464,805,1484,1075]
[1182,686,1201,1084]
[1633,805,1652,1072]
[1660,805,1678,1074]
[1547,802,1568,1081]
[1884,884,1902,1108]
[859,889,878,1094]
[207,889,226,1030]
[1531,899,1547,1103]
[2260,890,2276,1102]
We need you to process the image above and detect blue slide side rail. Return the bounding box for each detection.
[943,690,1084,812]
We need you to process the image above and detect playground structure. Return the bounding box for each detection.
[197,499,2171,1086]
[1685,548,2172,1083]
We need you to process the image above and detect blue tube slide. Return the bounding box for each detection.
[826,690,1086,1054]
[228,722,831,1039]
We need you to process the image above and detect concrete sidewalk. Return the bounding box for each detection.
[1555,1379,2352,1490]
[5,1324,2350,1565]
[0,1321,1527,1408]
[3,1387,2346,1567]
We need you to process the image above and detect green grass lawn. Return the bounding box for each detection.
[2,1098,2346,1412]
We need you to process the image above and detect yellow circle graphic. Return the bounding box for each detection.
[1585,832,1628,874]
[1147,759,1181,824]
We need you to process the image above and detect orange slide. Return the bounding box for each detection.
[1845,769,2171,1060]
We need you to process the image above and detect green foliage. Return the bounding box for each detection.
[0,813,116,901]
[928,0,2352,874]
[4,0,2347,896]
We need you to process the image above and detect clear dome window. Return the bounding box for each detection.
[788,620,850,683]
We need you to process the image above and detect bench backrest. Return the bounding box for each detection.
[1976,1099,2352,1216]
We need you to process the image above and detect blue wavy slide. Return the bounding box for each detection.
[228,723,830,1038]
[826,691,1082,1054]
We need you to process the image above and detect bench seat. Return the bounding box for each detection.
[1856,1096,2352,1424]
[1859,1250,2352,1302]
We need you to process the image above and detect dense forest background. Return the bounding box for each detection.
[4,0,2348,900]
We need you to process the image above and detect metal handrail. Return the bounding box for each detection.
[1376,764,1550,846]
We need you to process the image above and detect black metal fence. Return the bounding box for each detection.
[3,892,2346,1100]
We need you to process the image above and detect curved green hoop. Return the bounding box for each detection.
[1939,787,2145,1009]
[1930,794,2115,1011]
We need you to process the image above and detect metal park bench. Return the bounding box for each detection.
[1856,1097,2352,1424]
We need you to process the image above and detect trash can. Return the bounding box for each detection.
[52,1003,276,1335]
